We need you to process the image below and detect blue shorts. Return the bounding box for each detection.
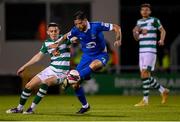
[76,52,109,73]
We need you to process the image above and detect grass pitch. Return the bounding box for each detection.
[0,95,180,121]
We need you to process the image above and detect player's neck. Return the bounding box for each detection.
[142,16,150,19]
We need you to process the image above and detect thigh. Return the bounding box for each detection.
[43,76,57,86]
[25,76,42,89]
[76,54,92,72]
[141,53,156,71]
[139,53,144,71]
[95,53,109,66]
[36,67,58,84]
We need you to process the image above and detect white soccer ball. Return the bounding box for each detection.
[67,70,80,84]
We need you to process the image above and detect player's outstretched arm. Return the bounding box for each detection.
[158,26,166,46]
[48,33,75,48]
[112,24,122,47]
[17,52,44,75]
[133,26,140,41]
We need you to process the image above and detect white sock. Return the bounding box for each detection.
[17,104,23,110]
[143,96,148,103]
[82,103,89,108]
[30,102,37,111]
[159,86,165,94]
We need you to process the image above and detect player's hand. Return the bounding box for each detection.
[158,40,164,46]
[133,26,141,34]
[141,29,148,35]
[48,43,59,49]
[17,66,25,76]
[114,40,121,47]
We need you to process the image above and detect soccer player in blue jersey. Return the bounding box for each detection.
[50,11,122,114]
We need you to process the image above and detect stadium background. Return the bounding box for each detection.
[0,0,180,95]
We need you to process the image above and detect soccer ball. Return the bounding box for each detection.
[67,70,80,84]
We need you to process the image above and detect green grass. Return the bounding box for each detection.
[0,95,180,121]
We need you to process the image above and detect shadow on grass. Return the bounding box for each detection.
[37,112,128,118]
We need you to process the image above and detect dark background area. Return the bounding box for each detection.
[120,0,180,67]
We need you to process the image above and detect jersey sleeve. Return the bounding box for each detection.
[66,39,72,46]
[97,22,113,31]
[136,20,140,27]
[40,42,48,54]
[67,28,76,41]
[153,18,162,29]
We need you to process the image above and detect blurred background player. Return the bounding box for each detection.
[133,3,169,107]
[6,23,72,114]
[50,11,122,114]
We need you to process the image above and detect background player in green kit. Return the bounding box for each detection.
[133,3,169,107]
[6,23,72,114]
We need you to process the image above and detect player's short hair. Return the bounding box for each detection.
[47,22,59,28]
[73,11,87,20]
[140,3,151,9]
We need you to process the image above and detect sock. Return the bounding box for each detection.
[78,66,92,80]
[143,96,149,102]
[75,86,88,107]
[31,84,48,110]
[82,103,89,108]
[17,88,32,110]
[30,103,36,111]
[142,78,150,102]
[150,77,165,93]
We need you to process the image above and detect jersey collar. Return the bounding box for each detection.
[84,21,90,32]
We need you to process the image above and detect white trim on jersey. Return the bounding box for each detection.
[51,61,70,66]
[139,33,157,38]
[50,53,70,60]
[140,41,157,45]
[140,48,157,52]
[84,21,91,32]
[109,24,113,31]
[44,42,54,46]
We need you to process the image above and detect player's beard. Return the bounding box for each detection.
[79,26,86,32]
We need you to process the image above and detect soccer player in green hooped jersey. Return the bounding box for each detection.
[133,3,169,107]
[6,23,72,114]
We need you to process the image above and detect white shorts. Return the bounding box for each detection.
[139,53,156,71]
[36,67,67,84]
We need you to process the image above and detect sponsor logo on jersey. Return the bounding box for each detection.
[86,42,96,49]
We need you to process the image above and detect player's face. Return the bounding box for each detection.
[140,7,151,18]
[74,19,87,31]
[47,27,60,40]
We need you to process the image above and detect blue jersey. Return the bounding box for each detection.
[67,21,113,56]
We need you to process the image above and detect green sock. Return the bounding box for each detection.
[150,77,160,89]
[19,88,32,105]
[142,78,150,99]
[33,84,48,105]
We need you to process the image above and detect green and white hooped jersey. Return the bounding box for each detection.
[137,17,162,54]
[40,35,71,74]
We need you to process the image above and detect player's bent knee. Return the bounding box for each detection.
[43,76,57,86]
[25,82,32,90]
[90,60,103,71]
[71,83,80,90]
[141,70,150,78]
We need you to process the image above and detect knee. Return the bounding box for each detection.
[25,82,32,90]
[141,70,150,78]
[89,60,103,71]
[71,83,81,90]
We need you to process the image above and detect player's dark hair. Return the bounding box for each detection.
[73,11,87,20]
[47,22,59,28]
[140,3,151,10]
